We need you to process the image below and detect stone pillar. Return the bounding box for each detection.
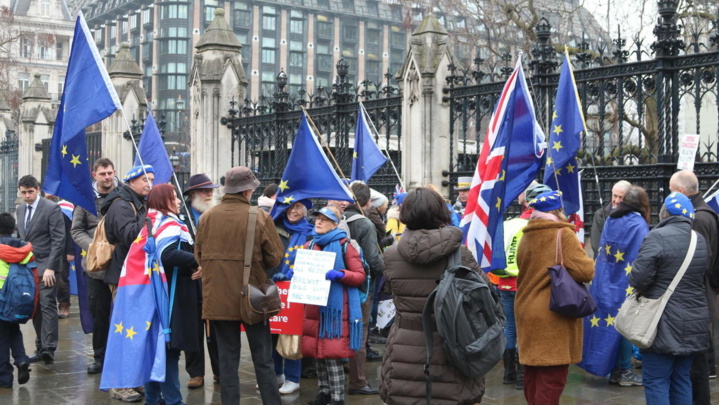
[396,15,453,196]
[19,74,53,179]
[190,9,247,183]
[106,42,148,176]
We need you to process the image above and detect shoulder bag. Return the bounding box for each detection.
[548,229,597,318]
[615,230,697,349]
[239,207,282,325]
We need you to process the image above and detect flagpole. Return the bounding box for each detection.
[359,102,405,191]
[703,178,719,198]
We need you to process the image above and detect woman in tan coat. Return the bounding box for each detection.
[515,190,594,405]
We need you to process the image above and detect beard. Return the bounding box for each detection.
[191,194,216,213]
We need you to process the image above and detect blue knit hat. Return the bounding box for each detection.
[664,192,695,220]
[123,165,154,182]
[528,190,563,212]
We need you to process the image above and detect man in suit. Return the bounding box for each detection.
[16,175,66,364]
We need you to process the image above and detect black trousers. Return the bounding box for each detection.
[56,259,71,306]
[212,320,281,405]
[184,312,219,378]
[691,351,711,405]
[86,276,112,362]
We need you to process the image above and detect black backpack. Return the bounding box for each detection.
[421,248,505,404]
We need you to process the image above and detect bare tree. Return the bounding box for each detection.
[0,6,26,125]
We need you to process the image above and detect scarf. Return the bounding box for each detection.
[311,228,364,352]
[280,216,314,279]
[530,210,561,222]
[610,201,645,219]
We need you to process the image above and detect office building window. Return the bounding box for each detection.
[289,40,303,51]
[343,25,357,42]
[142,8,151,24]
[261,48,276,64]
[289,52,304,68]
[162,5,188,19]
[161,40,188,55]
[317,22,332,39]
[130,14,138,29]
[164,27,188,37]
[234,9,251,28]
[40,0,50,16]
[262,15,276,31]
[366,61,380,80]
[55,42,63,60]
[205,7,215,22]
[57,75,65,96]
[18,73,30,92]
[391,32,405,48]
[317,55,332,71]
[122,21,128,34]
[342,0,354,12]
[110,26,117,39]
[290,19,303,35]
[40,74,49,90]
[262,37,276,48]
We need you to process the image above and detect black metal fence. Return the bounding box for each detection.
[221,63,402,197]
[443,5,719,227]
[0,135,18,213]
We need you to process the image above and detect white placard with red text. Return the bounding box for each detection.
[677,133,700,171]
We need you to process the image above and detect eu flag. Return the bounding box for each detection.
[42,12,121,216]
[351,105,387,182]
[270,112,354,220]
[706,189,719,214]
[543,52,585,215]
[134,110,173,185]
[578,213,648,376]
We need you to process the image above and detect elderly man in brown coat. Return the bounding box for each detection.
[194,166,284,405]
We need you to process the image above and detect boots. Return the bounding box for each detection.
[503,348,517,384]
[515,351,524,391]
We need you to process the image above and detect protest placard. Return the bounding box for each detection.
[287,249,335,306]
[269,281,304,335]
[677,134,700,171]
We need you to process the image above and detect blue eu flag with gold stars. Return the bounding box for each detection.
[543,51,584,215]
[42,12,121,216]
[578,213,648,376]
[270,112,354,220]
[351,104,387,182]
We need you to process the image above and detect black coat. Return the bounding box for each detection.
[180,202,203,304]
[161,238,200,352]
[100,185,147,285]
[630,216,711,355]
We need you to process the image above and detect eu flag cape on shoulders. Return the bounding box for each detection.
[100,210,192,389]
[578,211,648,376]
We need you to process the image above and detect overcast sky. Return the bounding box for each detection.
[583,0,658,41]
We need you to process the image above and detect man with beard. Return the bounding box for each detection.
[71,158,119,377]
[180,174,221,389]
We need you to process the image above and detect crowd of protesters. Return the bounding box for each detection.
[1,161,718,405]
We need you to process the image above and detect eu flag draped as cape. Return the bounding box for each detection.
[578,212,648,376]
[100,211,192,389]
[42,12,121,215]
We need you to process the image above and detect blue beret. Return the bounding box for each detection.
[528,190,563,212]
[123,165,155,182]
[664,192,695,220]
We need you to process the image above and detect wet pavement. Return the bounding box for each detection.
[1,297,718,404]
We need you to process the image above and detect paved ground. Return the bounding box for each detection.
[1,297,717,404]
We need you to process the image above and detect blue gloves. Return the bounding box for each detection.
[325,270,345,281]
[272,272,289,282]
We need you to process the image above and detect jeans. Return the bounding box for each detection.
[616,337,633,370]
[144,349,184,405]
[0,321,25,386]
[499,290,517,349]
[272,349,302,383]
[642,352,693,405]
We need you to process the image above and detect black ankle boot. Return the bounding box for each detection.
[307,392,331,405]
[503,348,517,384]
[515,351,524,391]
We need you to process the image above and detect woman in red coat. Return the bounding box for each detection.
[301,206,366,405]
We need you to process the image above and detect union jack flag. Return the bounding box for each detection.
[460,56,545,271]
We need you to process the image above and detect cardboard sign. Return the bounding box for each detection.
[269,281,304,335]
[376,299,395,330]
[677,133,700,171]
[288,249,335,306]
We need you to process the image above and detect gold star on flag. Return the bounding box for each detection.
[613,250,625,262]
[152,262,160,273]
[552,111,558,120]
[285,253,290,258]
[134,235,144,244]
[114,322,124,333]
[566,163,575,173]
[675,203,681,208]
[605,244,611,255]
[125,326,137,340]
[495,197,502,211]
[625,264,633,275]
[546,156,553,166]
[285,260,290,265]
[553,125,563,136]
[604,314,616,326]
[552,141,563,152]
[61,145,68,158]
[626,286,635,296]
[146,321,152,331]
[353,151,358,158]
[70,154,82,168]
[499,170,506,181]
[290,264,294,269]
[554,168,562,176]
[283,195,295,204]
[682,208,687,214]
[589,315,600,327]
[81,249,87,257]
[278,180,289,192]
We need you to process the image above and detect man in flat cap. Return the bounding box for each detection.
[180,174,221,389]
[195,166,284,404]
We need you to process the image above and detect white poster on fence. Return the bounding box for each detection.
[677,134,700,171]
[287,249,336,306]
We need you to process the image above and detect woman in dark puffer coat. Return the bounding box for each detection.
[630,192,710,405]
[380,187,487,405]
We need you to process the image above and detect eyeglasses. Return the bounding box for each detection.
[315,216,335,224]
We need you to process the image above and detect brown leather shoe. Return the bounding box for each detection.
[58,303,70,319]
[187,376,204,389]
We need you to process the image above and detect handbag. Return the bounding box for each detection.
[276,334,302,360]
[615,231,697,349]
[548,229,597,318]
[239,207,282,325]
[87,201,136,273]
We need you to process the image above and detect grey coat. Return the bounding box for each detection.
[16,197,66,275]
[630,216,711,355]
[344,205,383,277]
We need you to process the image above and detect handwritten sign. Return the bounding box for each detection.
[376,299,395,330]
[677,134,700,171]
[268,281,304,335]
[288,249,335,306]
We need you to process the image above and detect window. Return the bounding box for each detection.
[110,26,117,39]
[290,19,303,35]
[316,75,330,87]
[317,22,332,39]
[317,55,332,71]
[366,29,380,46]
[289,40,303,51]
[162,5,188,19]
[261,48,276,64]
[159,75,187,90]
[142,42,151,59]
[262,37,276,48]
[343,25,358,42]
[164,27,188,37]
[205,6,215,22]
[18,73,30,92]
[57,75,65,96]
[261,71,275,82]
[161,40,188,55]
[55,42,63,60]
[130,14,138,29]
[94,29,102,42]
[40,0,50,16]
[316,43,330,54]
[391,32,405,49]
[342,0,354,11]
[317,0,329,7]
[289,52,303,67]
[122,21,128,34]
[366,61,380,79]
[234,9,251,27]
[142,8,151,24]
[40,74,49,90]
[262,15,276,30]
